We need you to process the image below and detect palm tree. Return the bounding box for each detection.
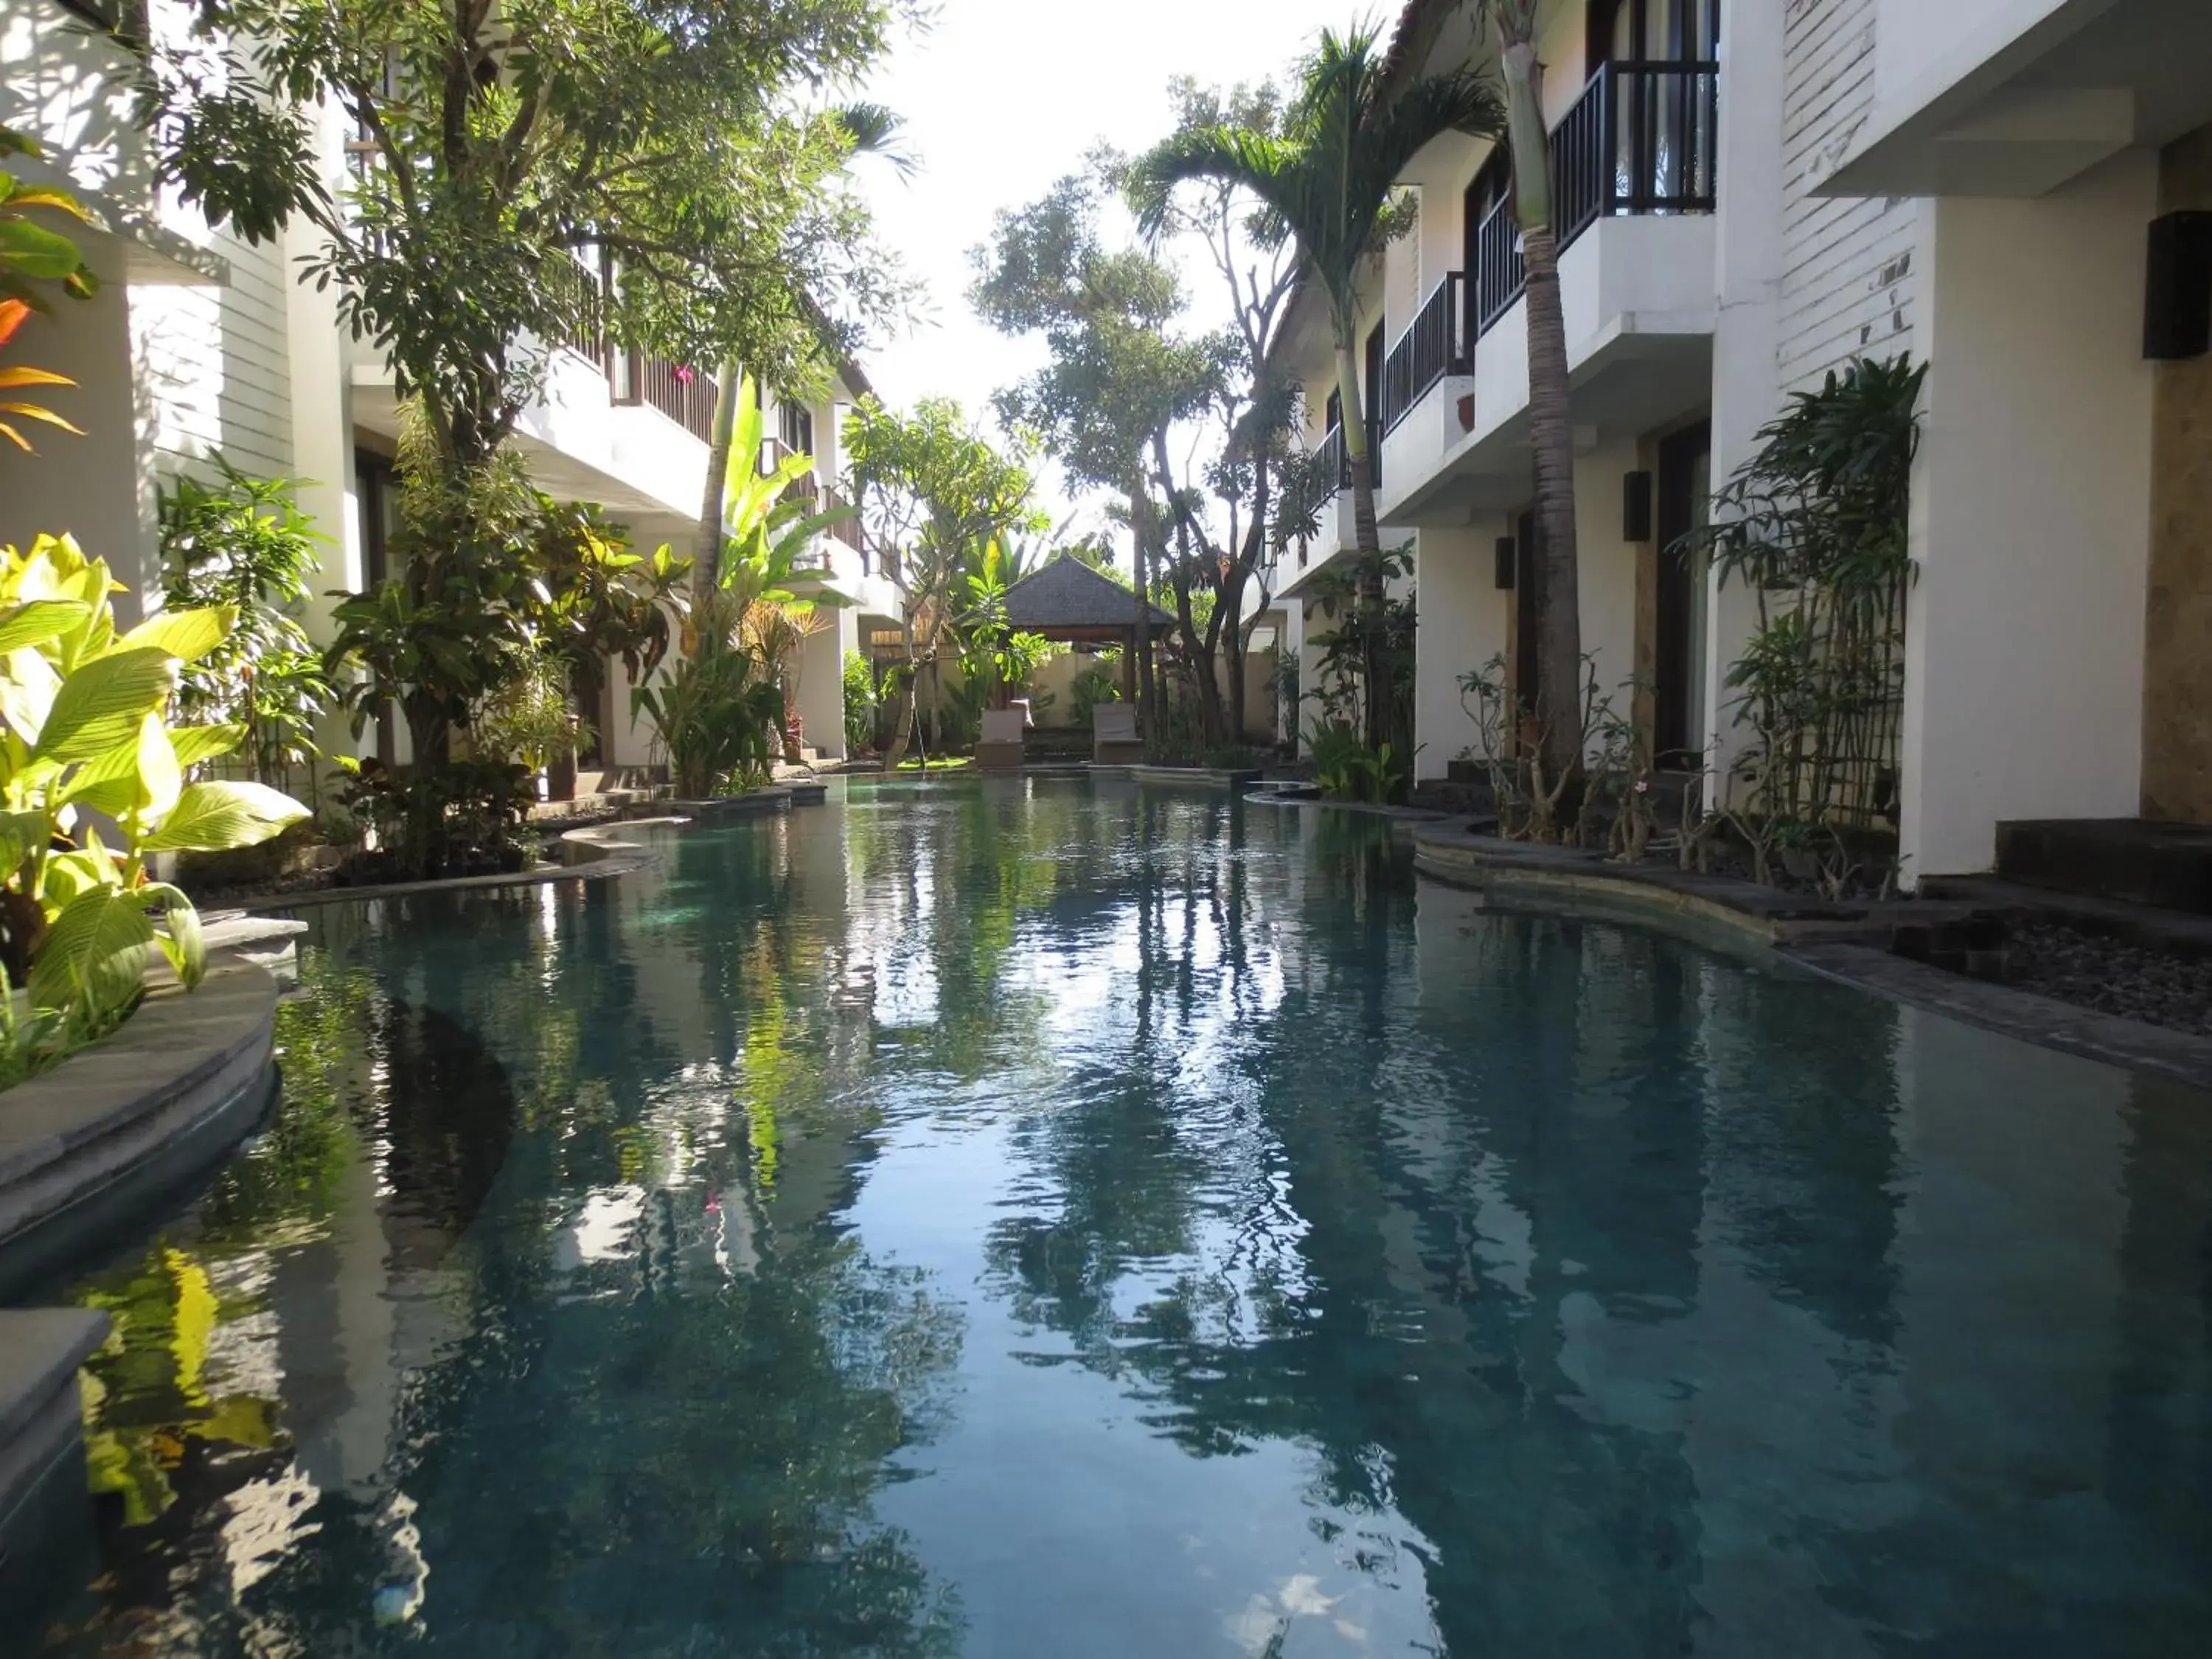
[1130,24,1504,750]
[1484,0,1585,804]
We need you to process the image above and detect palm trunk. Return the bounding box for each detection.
[1498,33,1585,808]
[1336,337,1390,750]
[695,362,742,604]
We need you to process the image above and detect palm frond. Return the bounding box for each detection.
[1126,127,1301,245]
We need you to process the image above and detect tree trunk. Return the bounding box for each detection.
[1128,484,1156,751]
[1502,35,1585,803]
[695,361,742,603]
[883,624,919,771]
[1335,336,1390,750]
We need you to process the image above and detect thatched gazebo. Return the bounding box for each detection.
[998,559,1173,701]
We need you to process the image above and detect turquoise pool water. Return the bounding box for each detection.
[15,776,2212,1657]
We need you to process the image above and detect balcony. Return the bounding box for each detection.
[1379,58,1722,524]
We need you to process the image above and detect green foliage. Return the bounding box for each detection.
[633,597,785,797]
[143,0,907,474]
[714,375,855,603]
[842,650,879,754]
[1307,719,1412,805]
[532,499,692,692]
[157,456,333,785]
[473,650,587,773]
[1069,653,1123,730]
[1304,544,1415,744]
[1686,355,1924,868]
[333,756,533,883]
[0,534,310,1080]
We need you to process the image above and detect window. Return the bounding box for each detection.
[779,400,814,458]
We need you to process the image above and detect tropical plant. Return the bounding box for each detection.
[633,597,785,797]
[333,756,533,883]
[742,597,831,761]
[1069,653,1123,731]
[473,648,586,776]
[842,648,879,754]
[0,534,310,1074]
[1129,24,1505,748]
[0,125,97,453]
[846,397,1042,768]
[1684,355,1924,880]
[958,536,1059,706]
[528,498,690,783]
[157,456,333,785]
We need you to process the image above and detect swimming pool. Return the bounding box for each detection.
[18,776,2212,1655]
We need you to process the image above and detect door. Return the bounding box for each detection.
[1653,421,1711,767]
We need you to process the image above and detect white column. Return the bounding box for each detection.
[796,609,849,761]
[1701,0,1789,804]
[1900,150,2157,880]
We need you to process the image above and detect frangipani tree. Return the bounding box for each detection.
[845,398,1040,770]
[1128,24,1504,748]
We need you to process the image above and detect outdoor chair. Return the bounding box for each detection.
[1093,702,1144,765]
[978,708,1027,771]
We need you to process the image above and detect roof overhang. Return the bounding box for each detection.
[1823,0,2212,200]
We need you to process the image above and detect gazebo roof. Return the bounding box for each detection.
[1001,557,1171,635]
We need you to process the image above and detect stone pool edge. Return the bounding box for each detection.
[1411,822,2212,1091]
[0,959,282,1579]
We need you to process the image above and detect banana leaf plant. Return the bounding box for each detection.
[709,375,858,625]
[0,534,310,1043]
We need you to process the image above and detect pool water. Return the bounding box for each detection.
[15,776,2212,1657]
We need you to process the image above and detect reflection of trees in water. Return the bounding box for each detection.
[47,909,967,1659]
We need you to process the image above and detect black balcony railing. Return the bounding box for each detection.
[1471,60,1719,343]
[1380,272,1469,434]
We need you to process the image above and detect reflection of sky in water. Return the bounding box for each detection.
[20,776,2212,1658]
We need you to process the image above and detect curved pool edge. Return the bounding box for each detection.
[1413,822,2212,1090]
[0,959,282,1588]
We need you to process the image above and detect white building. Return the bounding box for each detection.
[0,0,897,774]
[1276,0,2212,886]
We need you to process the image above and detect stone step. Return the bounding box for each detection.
[1994,818,2212,914]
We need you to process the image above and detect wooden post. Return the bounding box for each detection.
[1120,633,1138,703]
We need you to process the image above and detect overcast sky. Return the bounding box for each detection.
[851,0,1364,529]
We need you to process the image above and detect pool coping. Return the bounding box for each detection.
[1412,821,2212,1089]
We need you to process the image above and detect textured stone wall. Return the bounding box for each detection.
[2143,125,2212,822]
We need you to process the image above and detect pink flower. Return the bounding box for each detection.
[675,365,695,386]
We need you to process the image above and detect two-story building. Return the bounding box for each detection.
[1,0,894,774]
[1279,0,2212,886]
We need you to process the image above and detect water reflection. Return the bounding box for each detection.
[17,776,2212,1657]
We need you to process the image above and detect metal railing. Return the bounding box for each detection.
[1380,272,1469,434]
[1471,60,1720,343]
[821,484,865,552]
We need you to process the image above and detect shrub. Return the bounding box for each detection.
[333,757,532,884]
[156,456,333,787]
[842,650,878,754]
[0,533,310,1082]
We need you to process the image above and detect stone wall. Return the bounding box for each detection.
[2143,124,2212,822]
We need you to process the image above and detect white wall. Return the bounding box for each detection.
[1413,522,1509,778]
[1781,0,1920,390]
[1900,150,2158,878]
[1872,0,2070,112]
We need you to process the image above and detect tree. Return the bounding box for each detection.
[1129,24,1503,750]
[844,398,1039,770]
[1480,0,1587,803]
[143,0,907,759]
[970,166,1221,745]
[1122,79,1305,749]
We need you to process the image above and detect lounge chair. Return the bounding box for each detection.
[1093,702,1144,765]
[978,707,1027,771]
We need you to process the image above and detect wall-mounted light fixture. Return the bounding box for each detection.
[2146,211,2212,361]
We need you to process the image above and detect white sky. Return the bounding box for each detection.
[852,0,1361,529]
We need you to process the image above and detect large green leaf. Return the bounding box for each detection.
[28,886,154,1015]
[34,649,176,763]
[140,779,309,852]
[119,606,235,664]
[134,712,181,820]
[0,597,91,654]
[170,725,246,771]
[0,643,61,745]
[0,218,86,281]
[0,807,48,878]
